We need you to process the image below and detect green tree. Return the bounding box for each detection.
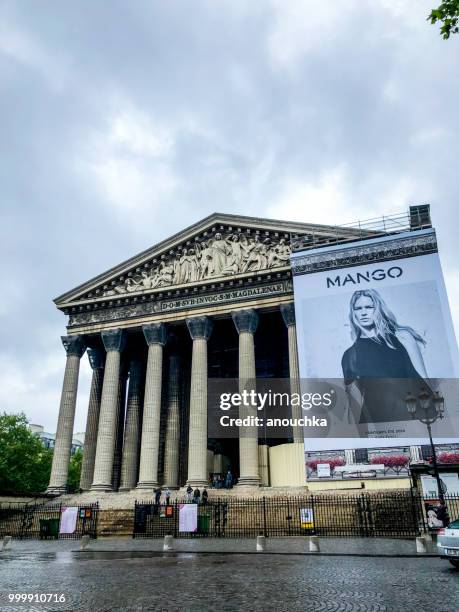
[428,1,459,39]
[0,412,53,493]
[67,448,83,492]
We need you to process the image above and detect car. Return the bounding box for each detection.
[437,518,459,568]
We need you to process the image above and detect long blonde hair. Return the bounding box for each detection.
[349,289,426,349]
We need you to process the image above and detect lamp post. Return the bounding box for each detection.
[405,388,445,503]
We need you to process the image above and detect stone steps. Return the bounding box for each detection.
[53,486,312,509]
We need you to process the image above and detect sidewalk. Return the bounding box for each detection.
[1,536,440,557]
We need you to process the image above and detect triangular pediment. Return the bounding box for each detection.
[55,212,360,309]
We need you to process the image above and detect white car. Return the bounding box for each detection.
[437,518,459,568]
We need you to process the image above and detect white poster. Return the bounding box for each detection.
[179,503,198,533]
[291,228,459,451]
[300,508,314,529]
[59,506,78,534]
[317,463,331,478]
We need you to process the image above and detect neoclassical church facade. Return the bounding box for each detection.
[46,213,361,495]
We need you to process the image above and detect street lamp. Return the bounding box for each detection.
[405,388,445,503]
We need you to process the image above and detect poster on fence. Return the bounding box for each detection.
[59,507,78,534]
[300,508,314,529]
[179,503,197,532]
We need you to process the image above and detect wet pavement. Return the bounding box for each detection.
[0,536,440,556]
[1,539,458,611]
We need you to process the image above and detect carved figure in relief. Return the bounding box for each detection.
[209,233,231,276]
[150,261,174,288]
[242,235,268,272]
[195,241,213,278]
[221,234,244,275]
[268,238,290,268]
[177,248,200,284]
[102,231,291,296]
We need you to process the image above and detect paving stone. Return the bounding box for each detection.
[0,539,457,611]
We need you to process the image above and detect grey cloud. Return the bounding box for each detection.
[0,0,457,431]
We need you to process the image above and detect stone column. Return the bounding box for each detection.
[258,444,270,486]
[207,449,214,480]
[91,329,126,491]
[119,359,144,490]
[232,309,260,487]
[137,323,167,489]
[186,316,213,487]
[111,366,128,490]
[79,348,105,491]
[47,335,86,494]
[280,303,303,444]
[163,352,181,489]
[213,453,223,474]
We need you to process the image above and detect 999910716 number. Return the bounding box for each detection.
[8,594,66,603]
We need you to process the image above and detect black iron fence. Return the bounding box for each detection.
[2,493,458,540]
[0,502,99,539]
[133,491,433,539]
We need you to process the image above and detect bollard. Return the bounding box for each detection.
[416,536,427,554]
[163,535,174,551]
[308,536,320,553]
[2,536,12,551]
[80,535,90,550]
[256,535,266,552]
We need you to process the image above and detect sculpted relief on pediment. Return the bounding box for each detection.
[103,231,292,297]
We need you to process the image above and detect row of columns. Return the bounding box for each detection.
[47,303,300,494]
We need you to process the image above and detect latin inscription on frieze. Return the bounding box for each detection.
[68,281,292,328]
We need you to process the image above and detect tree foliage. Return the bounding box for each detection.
[67,448,83,492]
[0,412,53,493]
[428,1,459,39]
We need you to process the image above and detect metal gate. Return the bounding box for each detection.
[0,502,99,539]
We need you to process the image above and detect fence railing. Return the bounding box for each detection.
[2,493,458,540]
[133,491,434,539]
[291,209,432,252]
[0,502,99,539]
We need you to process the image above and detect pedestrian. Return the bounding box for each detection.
[164,487,171,506]
[225,470,233,489]
[155,487,162,504]
[202,488,208,506]
[193,487,201,504]
[153,487,161,515]
[186,484,193,502]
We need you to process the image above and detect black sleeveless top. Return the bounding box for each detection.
[341,334,424,423]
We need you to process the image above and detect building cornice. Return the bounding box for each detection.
[291,230,437,277]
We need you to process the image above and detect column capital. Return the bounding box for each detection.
[280,303,296,327]
[61,335,86,358]
[232,309,259,334]
[186,316,213,340]
[101,329,126,352]
[143,323,167,346]
[87,348,105,370]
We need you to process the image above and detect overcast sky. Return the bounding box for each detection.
[1,0,458,433]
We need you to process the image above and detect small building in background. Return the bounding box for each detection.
[29,423,83,455]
